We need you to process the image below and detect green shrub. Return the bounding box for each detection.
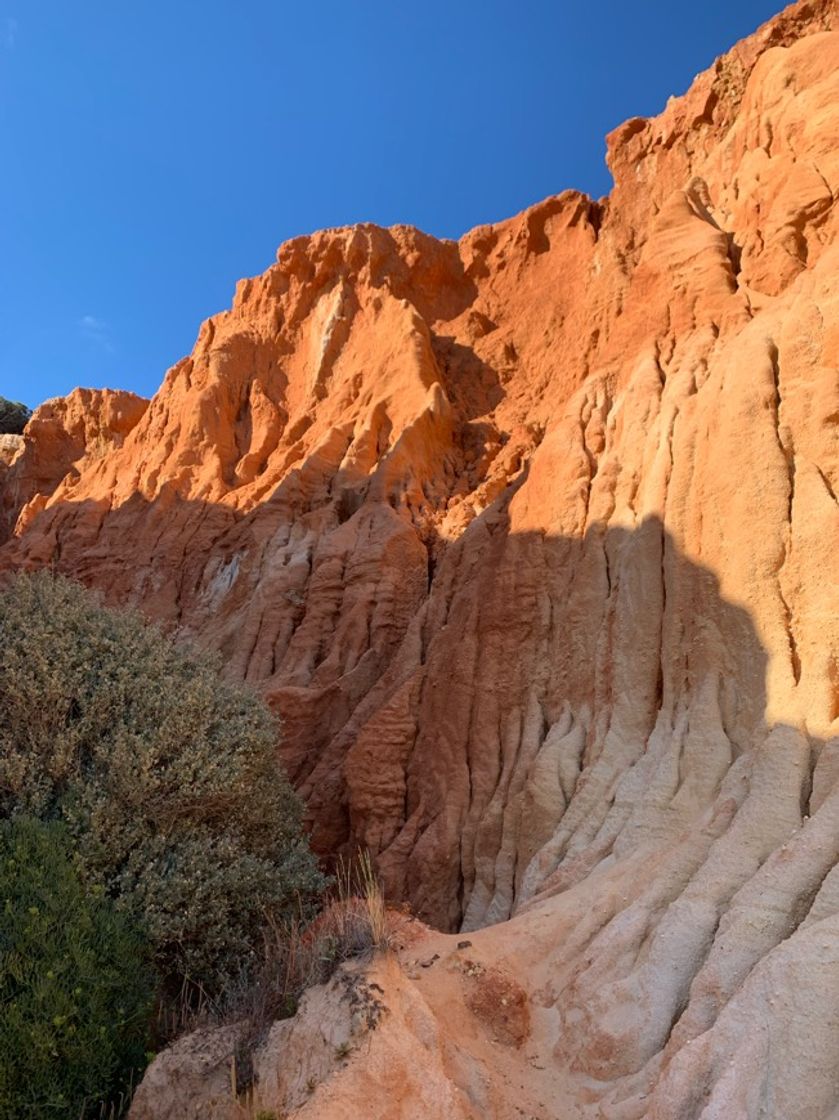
[0,397,31,435]
[0,817,152,1119]
[0,571,326,996]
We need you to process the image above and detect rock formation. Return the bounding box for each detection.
[4,0,839,1115]
[0,387,148,542]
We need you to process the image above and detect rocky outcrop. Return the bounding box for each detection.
[0,387,148,542]
[130,940,541,1120]
[6,1,839,1116]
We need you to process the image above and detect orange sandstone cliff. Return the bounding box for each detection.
[5,1,839,1115]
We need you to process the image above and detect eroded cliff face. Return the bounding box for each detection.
[5,1,839,1115]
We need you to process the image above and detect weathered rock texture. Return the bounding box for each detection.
[6,1,839,1115]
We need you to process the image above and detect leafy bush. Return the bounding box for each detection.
[0,571,326,996]
[0,397,31,435]
[0,817,152,1119]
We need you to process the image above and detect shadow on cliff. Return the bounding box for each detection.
[372,487,805,929]
[1,478,822,932]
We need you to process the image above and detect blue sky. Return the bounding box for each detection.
[1,1,781,409]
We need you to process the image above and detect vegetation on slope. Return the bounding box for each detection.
[0,571,325,995]
[0,817,153,1119]
[0,570,330,1113]
[0,397,31,435]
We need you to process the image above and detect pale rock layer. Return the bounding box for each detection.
[5,1,839,1116]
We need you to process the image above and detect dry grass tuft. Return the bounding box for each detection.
[203,850,395,1101]
[296,851,392,989]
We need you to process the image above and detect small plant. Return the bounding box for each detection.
[337,972,387,1034]
[0,817,153,1120]
[334,1041,352,1060]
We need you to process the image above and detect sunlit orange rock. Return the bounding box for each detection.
[0,387,147,542]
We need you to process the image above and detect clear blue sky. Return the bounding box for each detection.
[1,1,781,409]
